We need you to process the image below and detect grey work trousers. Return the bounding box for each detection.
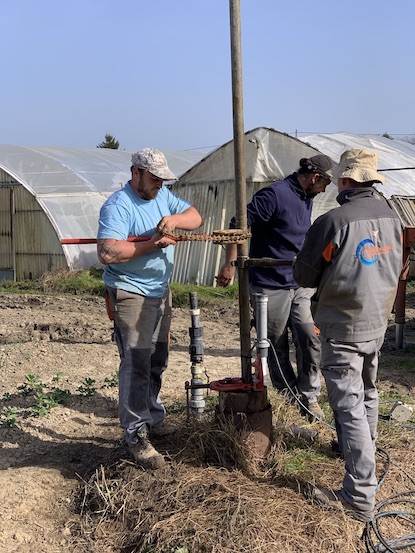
[107,287,171,447]
[321,336,383,512]
[250,285,321,404]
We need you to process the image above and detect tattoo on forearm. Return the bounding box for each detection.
[98,242,122,262]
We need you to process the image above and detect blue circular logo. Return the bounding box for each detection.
[355,238,379,266]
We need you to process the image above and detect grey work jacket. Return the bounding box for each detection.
[293,188,403,342]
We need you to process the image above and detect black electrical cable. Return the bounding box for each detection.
[268,340,335,431]
[363,491,415,552]
[266,342,415,552]
[375,448,392,490]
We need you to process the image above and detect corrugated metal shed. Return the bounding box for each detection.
[388,196,415,228]
[170,127,321,285]
[0,145,207,281]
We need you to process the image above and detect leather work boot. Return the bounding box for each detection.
[309,485,374,523]
[129,434,165,469]
[304,401,325,421]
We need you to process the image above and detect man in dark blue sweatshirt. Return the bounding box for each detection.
[216,154,334,419]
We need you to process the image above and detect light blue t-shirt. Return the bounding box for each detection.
[97,182,191,297]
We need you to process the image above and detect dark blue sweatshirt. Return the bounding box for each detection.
[232,173,313,289]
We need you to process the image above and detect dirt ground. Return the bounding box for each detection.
[0,293,243,553]
[0,292,414,553]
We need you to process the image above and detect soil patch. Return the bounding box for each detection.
[0,293,414,552]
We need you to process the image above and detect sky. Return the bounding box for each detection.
[1,0,415,151]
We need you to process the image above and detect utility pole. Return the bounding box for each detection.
[229,0,252,383]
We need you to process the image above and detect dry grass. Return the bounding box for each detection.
[70,389,415,553]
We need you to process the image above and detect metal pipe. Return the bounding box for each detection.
[254,294,270,387]
[394,227,414,349]
[188,292,206,417]
[395,324,404,351]
[229,0,251,383]
[395,277,407,350]
[247,258,293,267]
[61,237,149,244]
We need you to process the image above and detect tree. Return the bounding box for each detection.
[97,134,120,149]
[402,135,415,145]
[382,132,393,139]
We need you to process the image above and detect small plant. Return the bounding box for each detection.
[103,372,118,388]
[50,387,71,404]
[17,373,45,395]
[78,378,97,396]
[29,387,70,417]
[52,371,64,383]
[1,406,19,428]
[31,392,59,417]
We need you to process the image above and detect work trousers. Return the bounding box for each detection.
[107,287,171,447]
[321,336,383,511]
[250,285,321,404]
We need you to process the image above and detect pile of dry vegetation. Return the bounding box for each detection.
[71,391,415,553]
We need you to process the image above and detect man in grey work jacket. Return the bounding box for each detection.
[293,148,403,522]
[217,154,334,419]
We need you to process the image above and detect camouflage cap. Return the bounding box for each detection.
[131,148,177,181]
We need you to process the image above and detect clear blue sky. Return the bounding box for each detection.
[1,0,414,151]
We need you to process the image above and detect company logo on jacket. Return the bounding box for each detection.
[356,237,394,266]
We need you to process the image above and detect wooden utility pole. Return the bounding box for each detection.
[229,0,252,382]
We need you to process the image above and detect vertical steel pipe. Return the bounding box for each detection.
[188,292,206,417]
[254,294,271,387]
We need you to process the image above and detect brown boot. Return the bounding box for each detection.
[129,434,165,469]
[303,401,325,421]
[309,485,374,523]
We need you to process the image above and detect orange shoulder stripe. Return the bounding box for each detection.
[322,241,336,262]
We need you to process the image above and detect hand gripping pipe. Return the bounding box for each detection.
[188,292,206,417]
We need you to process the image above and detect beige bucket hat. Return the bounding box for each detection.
[332,148,385,185]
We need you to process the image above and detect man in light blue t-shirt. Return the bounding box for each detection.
[97,148,203,469]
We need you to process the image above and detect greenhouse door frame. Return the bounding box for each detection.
[0,186,15,282]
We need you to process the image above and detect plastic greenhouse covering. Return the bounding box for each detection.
[0,145,208,268]
[299,133,415,221]
[2,133,415,273]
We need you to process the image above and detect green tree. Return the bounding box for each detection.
[382,131,393,139]
[97,134,120,149]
